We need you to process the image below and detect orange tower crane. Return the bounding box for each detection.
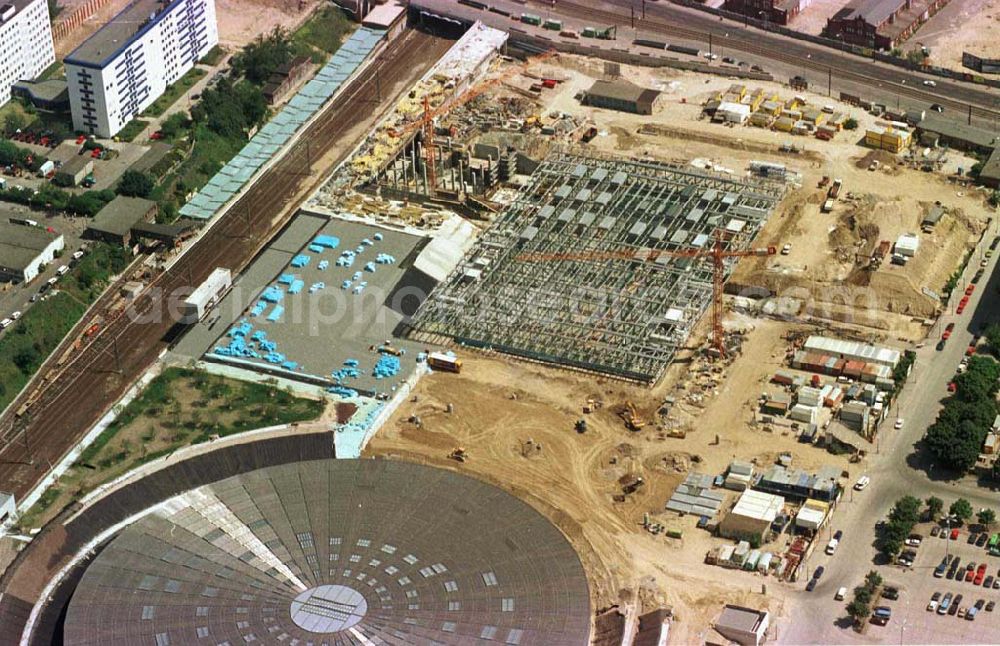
[517,231,778,357]
[388,50,557,193]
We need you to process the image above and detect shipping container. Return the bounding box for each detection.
[181,267,232,324]
[634,38,667,50]
[428,352,462,373]
[521,13,542,25]
[666,44,700,56]
[543,19,562,30]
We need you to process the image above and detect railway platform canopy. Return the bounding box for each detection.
[180,27,387,220]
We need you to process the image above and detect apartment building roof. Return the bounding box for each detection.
[65,0,176,68]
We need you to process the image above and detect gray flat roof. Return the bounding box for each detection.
[831,0,903,25]
[65,0,176,68]
[0,222,61,271]
[717,605,767,633]
[89,196,156,237]
[917,115,1000,150]
[981,147,1000,182]
[58,155,93,176]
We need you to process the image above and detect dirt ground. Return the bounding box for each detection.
[530,55,993,341]
[366,317,857,639]
[901,0,1000,70]
[54,0,321,57]
[787,0,853,35]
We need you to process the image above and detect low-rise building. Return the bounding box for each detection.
[10,79,69,112]
[894,232,920,257]
[84,196,158,248]
[724,0,807,25]
[54,156,94,187]
[755,464,841,502]
[916,115,1000,154]
[725,461,755,491]
[803,335,901,368]
[719,489,785,543]
[0,221,65,283]
[583,80,661,115]
[0,491,15,526]
[979,147,1000,189]
[262,56,312,106]
[795,498,830,531]
[823,0,950,50]
[713,605,770,646]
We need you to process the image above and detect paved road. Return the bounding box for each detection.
[782,218,1000,644]
[423,0,1000,125]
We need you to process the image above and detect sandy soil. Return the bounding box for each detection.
[54,0,322,57]
[531,56,993,341]
[902,0,1000,70]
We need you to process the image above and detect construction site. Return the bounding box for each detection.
[8,4,1000,644]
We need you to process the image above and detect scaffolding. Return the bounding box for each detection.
[407,150,786,382]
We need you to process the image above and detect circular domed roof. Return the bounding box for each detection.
[64,459,591,645]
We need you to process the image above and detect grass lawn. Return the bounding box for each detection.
[293,6,354,62]
[0,243,131,412]
[15,367,325,530]
[117,119,150,142]
[142,67,207,119]
[199,45,226,67]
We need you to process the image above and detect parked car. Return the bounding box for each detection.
[931,526,941,537]
[966,284,975,295]
[10,311,20,320]
[806,578,817,591]
[905,534,923,546]
[872,606,892,625]
[987,600,995,612]
[814,566,825,579]
[937,339,947,351]
[923,80,937,87]
[0,318,12,330]
[950,593,964,615]
[882,586,900,600]
[985,575,994,588]
[938,592,953,614]
[976,533,989,547]
[836,586,847,600]
[928,592,941,611]
[966,568,976,582]
[969,532,979,545]
[854,476,870,491]
[894,418,904,430]
[975,564,987,585]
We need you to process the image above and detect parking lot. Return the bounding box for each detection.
[874,524,1000,643]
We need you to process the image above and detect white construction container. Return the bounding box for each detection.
[181,267,232,324]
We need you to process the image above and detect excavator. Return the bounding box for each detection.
[619,401,646,432]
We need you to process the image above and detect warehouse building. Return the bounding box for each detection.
[719,489,785,543]
[979,148,1000,189]
[65,0,219,138]
[0,221,65,283]
[0,0,55,107]
[915,115,1000,154]
[755,464,841,502]
[803,335,901,368]
[54,156,94,187]
[583,80,661,115]
[823,0,950,50]
[723,0,806,25]
[85,196,158,248]
[713,605,770,646]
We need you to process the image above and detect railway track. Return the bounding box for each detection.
[549,0,1000,120]
[0,29,453,500]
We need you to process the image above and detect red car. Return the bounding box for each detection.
[966,568,976,582]
[960,295,970,306]
[951,528,960,540]
[948,382,957,393]
[150,131,164,140]
[967,345,977,356]
[975,564,988,585]
[75,134,86,145]
[966,285,975,296]
[958,304,966,314]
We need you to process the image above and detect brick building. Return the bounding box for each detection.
[823,0,950,50]
[724,0,808,25]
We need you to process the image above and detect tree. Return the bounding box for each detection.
[978,508,996,526]
[116,170,155,198]
[846,598,870,622]
[889,496,921,525]
[844,117,859,130]
[864,570,883,590]
[233,27,293,85]
[3,112,26,137]
[951,498,974,522]
[853,586,872,605]
[990,190,1000,208]
[158,112,189,140]
[926,496,944,520]
[68,192,107,217]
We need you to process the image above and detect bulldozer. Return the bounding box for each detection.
[448,447,468,463]
[619,401,646,432]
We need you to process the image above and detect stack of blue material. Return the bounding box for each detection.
[229,320,253,337]
[281,360,298,370]
[265,352,286,364]
[352,282,367,294]
[373,355,401,379]
[278,274,295,285]
[267,305,284,322]
[313,235,340,249]
[309,282,325,293]
[288,279,305,294]
[291,254,311,268]
[373,233,384,241]
[336,250,356,267]
[262,286,284,303]
[308,243,325,253]
[375,253,395,265]
[364,262,377,273]
[318,260,329,270]
[251,330,268,343]
[250,301,268,316]
[328,385,358,398]
[260,339,277,352]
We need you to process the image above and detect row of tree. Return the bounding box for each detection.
[924,355,1000,472]
[846,570,884,625]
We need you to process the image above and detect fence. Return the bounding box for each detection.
[52,0,115,42]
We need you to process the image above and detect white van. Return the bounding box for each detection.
[56,265,69,276]
[826,538,839,555]
[0,318,12,329]
[835,586,848,601]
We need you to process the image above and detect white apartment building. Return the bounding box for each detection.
[0,0,56,106]
[65,0,219,138]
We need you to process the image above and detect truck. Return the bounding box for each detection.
[828,178,842,199]
[520,13,541,26]
[427,352,462,373]
[822,199,835,213]
[37,160,55,177]
[542,18,562,30]
[180,267,232,324]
